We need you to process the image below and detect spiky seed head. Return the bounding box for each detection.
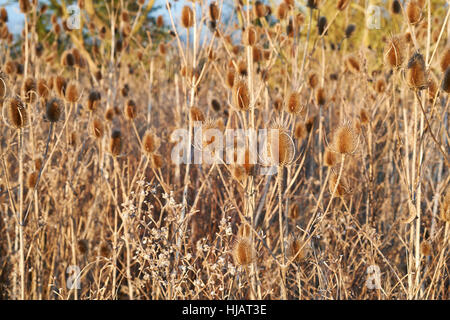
[233,80,250,111]
[125,99,137,120]
[254,1,266,18]
[61,50,75,67]
[442,67,450,94]
[142,131,160,155]
[0,7,8,23]
[189,106,205,122]
[328,172,349,197]
[181,6,194,28]
[237,60,248,76]
[337,0,350,11]
[210,98,221,112]
[345,55,360,73]
[273,96,283,111]
[34,158,42,171]
[392,0,401,14]
[105,108,115,121]
[209,2,219,21]
[5,60,16,75]
[69,131,77,148]
[294,122,306,141]
[243,26,258,46]
[65,82,79,103]
[54,76,67,97]
[375,78,386,93]
[406,1,422,25]
[110,130,122,156]
[87,90,101,111]
[99,242,111,257]
[226,69,235,88]
[3,97,28,129]
[306,0,320,9]
[345,24,356,38]
[156,15,164,28]
[315,87,326,106]
[19,0,31,13]
[420,240,432,256]
[317,16,327,36]
[428,78,438,102]
[277,3,288,20]
[440,47,450,72]
[77,239,89,255]
[0,72,6,98]
[26,171,38,189]
[151,153,163,169]
[406,52,428,90]
[46,98,62,122]
[324,148,337,167]
[359,108,370,125]
[286,91,303,115]
[37,79,49,99]
[384,36,405,68]
[332,123,359,155]
[22,77,36,103]
[289,203,299,220]
[232,237,255,266]
[232,165,248,181]
[91,118,104,139]
[268,125,295,166]
[284,0,295,9]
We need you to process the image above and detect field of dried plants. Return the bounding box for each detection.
[0,0,449,300]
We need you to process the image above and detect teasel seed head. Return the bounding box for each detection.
[232,165,248,182]
[406,1,422,25]
[0,7,8,23]
[314,87,326,106]
[306,0,320,9]
[286,91,303,115]
[442,67,450,94]
[420,240,432,256]
[406,52,428,90]
[268,125,295,166]
[328,172,350,197]
[317,16,327,36]
[440,47,450,72]
[289,203,299,220]
[277,3,288,20]
[226,69,235,88]
[232,80,250,111]
[109,130,123,157]
[54,76,67,97]
[427,77,438,102]
[3,97,28,129]
[46,97,62,123]
[142,131,160,155]
[99,242,111,257]
[19,0,31,13]
[243,26,258,46]
[375,78,386,93]
[181,6,194,28]
[345,24,356,38]
[22,77,37,103]
[125,99,137,120]
[151,153,163,169]
[359,108,370,125]
[77,239,89,255]
[254,1,266,18]
[189,106,205,122]
[37,79,49,99]
[210,98,221,112]
[69,131,78,148]
[209,2,219,21]
[0,72,6,98]
[105,108,115,121]
[237,223,251,239]
[61,50,75,67]
[232,237,255,266]
[91,118,104,139]
[26,171,38,189]
[34,158,42,171]
[87,90,101,111]
[332,123,359,155]
[294,122,306,141]
[324,148,337,167]
[384,36,405,68]
[392,0,401,14]
[65,82,80,103]
[337,0,350,11]
[156,15,164,28]
[345,55,360,73]
[5,60,16,75]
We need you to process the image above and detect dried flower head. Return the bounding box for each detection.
[91,118,104,139]
[190,106,205,122]
[87,90,101,111]
[406,1,422,25]
[288,236,307,263]
[440,47,450,72]
[181,6,194,28]
[125,99,137,120]
[442,67,450,94]
[46,98,62,122]
[315,87,326,106]
[420,240,432,256]
[441,187,450,222]
[286,91,303,115]
[331,122,359,155]
[232,237,255,266]
[22,77,37,103]
[110,130,123,156]
[337,0,350,11]
[324,148,337,167]
[142,131,160,155]
[384,36,405,68]
[233,80,250,111]
[3,97,28,129]
[406,52,428,90]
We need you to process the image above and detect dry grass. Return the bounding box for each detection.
[0,0,449,300]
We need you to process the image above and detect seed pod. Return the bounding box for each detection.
[109,130,122,156]
[151,153,163,169]
[442,67,450,94]
[19,0,31,13]
[181,6,194,28]
[328,172,350,197]
[190,106,205,122]
[345,55,360,73]
[0,7,8,22]
[360,108,370,125]
[34,158,42,171]
[384,36,405,68]
[289,203,299,220]
[232,237,255,266]
[324,148,337,167]
[210,98,221,112]
[243,26,258,46]
[294,122,306,140]
[345,24,356,38]
[156,15,164,28]
[254,1,266,18]
[289,237,306,263]
[441,187,450,222]
[427,78,438,102]
[233,80,250,111]
[306,0,320,9]
[286,91,303,115]
[392,0,401,14]
[46,98,62,122]
[65,82,79,103]
[54,76,67,97]
[440,47,450,72]
[3,97,28,129]
[317,16,327,36]
[91,118,104,139]
[105,107,115,121]
[332,123,359,154]
[27,171,38,189]
[337,0,350,11]
[142,131,160,154]
[22,77,36,103]
[125,99,137,120]
[406,52,428,90]
[77,239,89,255]
[37,79,49,99]
[61,50,75,67]
[209,2,219,21]
[99,242,111,257]
[277,3,288,20]
[406,1,422,25]
[420,240,432,256]
[268,127,295,166]
[87,90,101,111]
[375,78,386,93]
[308,72,319,89]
